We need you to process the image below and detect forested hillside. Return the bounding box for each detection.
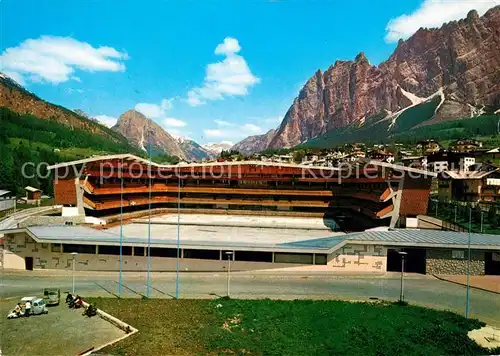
[0,108,145,196]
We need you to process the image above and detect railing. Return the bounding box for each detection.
[427,199,500,234]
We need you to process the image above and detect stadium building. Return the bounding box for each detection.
[3,154,498,275]
[48,154,434,229]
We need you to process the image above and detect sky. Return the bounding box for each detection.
[1,0,499,145]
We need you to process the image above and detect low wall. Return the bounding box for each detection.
[19,216,86,228]
[426,249,485,275]
[417,215,443,230]
[103,208,325,224]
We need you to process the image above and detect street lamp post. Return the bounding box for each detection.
[71,252,78,294]
[398,251,408,303]
[225,251,233,297]
[480,211,484,233]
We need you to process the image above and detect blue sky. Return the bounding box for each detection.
[2,0,498,145]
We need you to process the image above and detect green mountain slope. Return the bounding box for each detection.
[303,97,500,150]
[0,107,145,196]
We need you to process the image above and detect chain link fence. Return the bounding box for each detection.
[428,199,500,234]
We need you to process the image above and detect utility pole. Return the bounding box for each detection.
[175,176,181,300]
[465,207,471,319]
[119,158,123,297]
[398,251,408,303]
[225,251,233,297]
[71,252,78,294]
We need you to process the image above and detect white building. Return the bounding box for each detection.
[0,190,15,212]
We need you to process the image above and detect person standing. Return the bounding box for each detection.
[25,300,31,317]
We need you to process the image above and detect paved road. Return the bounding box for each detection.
[0,205,62,231]
[2,271,499,326]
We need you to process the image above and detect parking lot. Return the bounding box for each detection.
[0,299,124,356]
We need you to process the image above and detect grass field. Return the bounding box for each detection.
[87,298,499,356]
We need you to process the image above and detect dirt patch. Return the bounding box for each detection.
[0,300,124,356]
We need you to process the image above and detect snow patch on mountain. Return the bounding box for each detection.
[202,141,234,154]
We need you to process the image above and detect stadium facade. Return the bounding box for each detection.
[48,154,435,229]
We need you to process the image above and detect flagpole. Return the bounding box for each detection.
[175,174,181,299]
[146,134,152,298]
[119,158,123,297]
[465,206,471,319]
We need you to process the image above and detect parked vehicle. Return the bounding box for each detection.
[22,297,48,316]
[8,297,48,319]
[43,288,60,306]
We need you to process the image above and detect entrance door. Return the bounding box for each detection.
[386,248,426,274]
[25,257,33,271]
[485,252,500,275]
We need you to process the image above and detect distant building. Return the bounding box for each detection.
[401,156,427,170]
[368,150,395,164]
[24,186,42,205]
[0,190,15,212]
[437,163,500,202]
[453,139,483,152]
[427,152,474,173]
[416,140,441,154]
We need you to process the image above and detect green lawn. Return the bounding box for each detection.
[87,298,498,356]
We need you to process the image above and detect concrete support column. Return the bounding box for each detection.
[272,252,275,263]
[313,253,316,265]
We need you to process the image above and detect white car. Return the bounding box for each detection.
[8,297,48,319]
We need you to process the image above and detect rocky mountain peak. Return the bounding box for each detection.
[237,5,500,151]
[355,52,368,63]
[112,109,212,161]
[467,9,480,22]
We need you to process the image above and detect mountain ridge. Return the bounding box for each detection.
[234,6,500,153]
[112,109,213,161]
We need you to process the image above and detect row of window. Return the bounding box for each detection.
[51,243,327,264]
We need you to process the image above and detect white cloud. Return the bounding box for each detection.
[241,123,264,135]
[385,0,500,43]
[66,88,84,94]
[186,37,259,106]
[263,116,283,125]
[0,35,128,84]
[94,115,118,128]
[168,129,193,141]
[135,98,173,119]
[214,119,235,127]
[203,122,264,139]
[163,117,187,127]
[3,70,26,86]
[204,129,225,138]
[215,37,241,55]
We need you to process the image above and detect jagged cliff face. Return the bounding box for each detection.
[112,109,187,159]
[260,6,499,149]
[232,129,276,155]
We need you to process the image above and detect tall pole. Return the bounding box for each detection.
[71,252,78,294]
[226,252,233,297]
[146,134,152,298]
[465,207,471,319]
[72,255,76,294]
[480,211,484,233]
[175,175,181,299]
[454,205,457,223]
[398,251,407,303]
[119,158,123,297]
